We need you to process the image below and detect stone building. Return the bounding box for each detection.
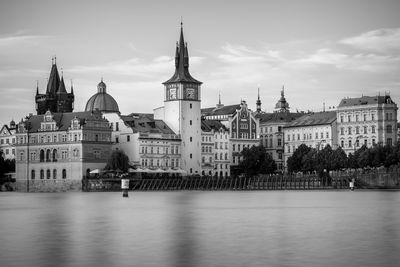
[14,110,112,192]
[284,111,337,169]
[0,120,16,160]
[336,94,398,154]
[35,59,74,115]
[201,120,230,177]
[257,88,303,172]
[202,100,260,172]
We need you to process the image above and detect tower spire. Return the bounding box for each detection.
[36,80,39,95]
[256,87,262,113]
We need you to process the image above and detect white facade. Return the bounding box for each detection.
[337,95,398,154]
[0,122,16,160]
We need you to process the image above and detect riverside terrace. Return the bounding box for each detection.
[81,168,400,192]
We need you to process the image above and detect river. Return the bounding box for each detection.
[0,190,399,267]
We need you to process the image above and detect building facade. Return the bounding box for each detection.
[14,110,112,191]
[0,120,16,160]
[336,95,398,154]
[284,111,337,169]
[257,88,303,171]
[35,59,74,115]
[202,100,260,172]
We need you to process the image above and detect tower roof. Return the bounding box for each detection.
[163,23,202,85]
[46,61,60,95]
[57,76,67,94]
[85,79,120,113]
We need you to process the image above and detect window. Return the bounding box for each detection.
[278,139,282,146]
[364,126,367,134]
[372,139,376,145]
[372,126,376,134]
[348,115,351,122]
[364,139,367,146]
[356,127,360,134]
[315,132,318,139]
[233,144,235,151]
[31,170,35,180]
[356,115,359,122]
[278,152,282,160]
[340,116,344,123]
[40,170,44,179]
[225,153,228,160]
[202,157,205,163]
[62,169,66,179]
[116,122,119,131]
[340,128,344,135]
[190,103,192,109]
[341,140,344,147]
[287,135,290,141]
[127,135,130,142]
[348,127,352,135]
[190,120,192,125]
[53,149,57,161]
[53,169,57,179]
[19,151,24,161]
[297,134,300,140]
[190,153,192,159]
[190,137,192,142]
[371,114,375,121]
[356,139,360,147]
[47,169,51,179]
[386,125,393,133]
[278,126,282,132]
[115,137,119,143]
[363,114,367,121]
[288,146,291,153]
[348,140,352,148]
[326,132,329,138]
[387,138,392,146]
[62,134,67,142]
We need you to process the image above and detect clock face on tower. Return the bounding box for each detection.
[169,88,177,100]
[186,88,195,100]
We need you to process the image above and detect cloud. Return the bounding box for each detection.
[0,33,49,47]
[67,56,205,78]
[340,28,400,52]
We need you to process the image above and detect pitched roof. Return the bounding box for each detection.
[285,111,336,128]
[201,104,241,116]
[338,95,395,107]
[163,25,202,85]
[257,112,303,124]
[46,63,60,95]
[201,120,228,132]
[120,113,176,135]
[23,111,103,132]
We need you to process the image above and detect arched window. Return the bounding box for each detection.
[46,169,51,179]
[52,149,57,162]
[40,150,45,162]
[46,149,51,162]
[225,153,228,160]
[31,170,35,180]
[62,169,66,179]
[53,169,57,179]
[40,169,44,179]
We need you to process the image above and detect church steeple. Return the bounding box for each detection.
[275,85,290,112]
[256,87,262,113]
[163,22,202,85]
[46,57,60,95]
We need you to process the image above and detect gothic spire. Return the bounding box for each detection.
[57,75,67,94]
[46,58,60,95]
[163,22,202,85]
[256,87,262,112]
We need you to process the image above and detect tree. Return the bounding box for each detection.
[287,144,312,173]
[331,147,347,170]
[104,150,130,173]
[238,145,276,177]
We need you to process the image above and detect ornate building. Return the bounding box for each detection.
[257,88,302,171]
[154,23,202,175]
[35,59,74,114]
[14,110,112,191]
[202,100,260,172]
[85,79,120,113]
[336,94,398,154]
[0,120,16,160]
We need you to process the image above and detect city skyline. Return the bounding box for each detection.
[1,0,400,124]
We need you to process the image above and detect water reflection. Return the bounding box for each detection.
[0,191,399,267]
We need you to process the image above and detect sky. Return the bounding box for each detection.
[0,0,400,125]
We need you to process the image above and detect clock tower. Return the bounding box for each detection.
[162,23,202,175]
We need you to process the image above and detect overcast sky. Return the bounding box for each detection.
[1,0,400,125]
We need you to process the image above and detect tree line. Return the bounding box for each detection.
[287,142,400,175]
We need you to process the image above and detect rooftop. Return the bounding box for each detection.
[285,111,337,128]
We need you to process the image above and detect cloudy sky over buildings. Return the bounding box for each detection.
[0,0,399,124]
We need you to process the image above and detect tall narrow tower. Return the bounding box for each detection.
[163,23,202,175]
[256,88,262,113]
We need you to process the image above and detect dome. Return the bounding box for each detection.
[85,80,120,113]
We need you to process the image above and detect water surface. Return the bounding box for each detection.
[0,191,399,267]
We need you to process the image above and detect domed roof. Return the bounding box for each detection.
[85,79,120,113]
